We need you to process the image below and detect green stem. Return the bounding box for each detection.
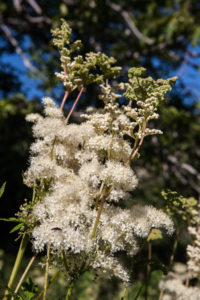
[12,254,37,298]
[62,251,75,300]
[43,245,50,300]
[50,136,57,160]
[125,122,146,166]
[35,271,59,300]
[32,185,36,203]
[91,187,110,239]
[121,286,127,300]
[169,227,179,267]
[145,241,152,300]
[94,181,105,210]
[134,282,144,300]
[62,251,69,273]
[116,232,126,243]
[65,281,74,300]
[159,228,179,300]
[3,233,29,300]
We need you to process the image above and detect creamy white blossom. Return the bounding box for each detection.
[159,274,200,300]
[24,96,174,283]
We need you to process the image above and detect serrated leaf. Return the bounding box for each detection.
[0,182,6,198]
[10,223,24,233]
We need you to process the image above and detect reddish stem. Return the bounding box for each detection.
[60,91,69,111]
[145,241,152,300]
[66,87,85,123]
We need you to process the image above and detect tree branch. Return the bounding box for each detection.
[167,155,200,179]
[109,2,154,45]
[25,15,52,24]
[26,0,42,14]
[13,0,23,13]
[0,14,40,73]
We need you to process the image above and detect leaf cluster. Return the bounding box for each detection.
[162,189,198,224]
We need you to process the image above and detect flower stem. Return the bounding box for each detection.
[125,122,146,166]
[91,187,111,239]
[35,271,59,300]
[169,227,179,267]
[62,251,75,299]
[145,241,152,300]
[66,87,85,123]
[94,181,105,210]
[65,281,74,300]
[159,228,180,300]
[62,251,69,273]
[3,233,29,300]
[121,286,127,300]
[61,91,69,111]
[133,282,144,300]
[43,245,50,300]
[12,254,37,299]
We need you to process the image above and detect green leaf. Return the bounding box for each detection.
[147,229,163,241]
[0,182,6,198]
[0,217,25,223]
[21,278,38,300]
[10,223,24,233]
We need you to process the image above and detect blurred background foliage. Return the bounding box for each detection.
[0,0,200,298]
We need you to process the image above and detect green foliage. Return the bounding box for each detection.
[148,229,163,241]
[0,217,25,234]
[0,184,42,237]
[162,189,198,224]
[20,277,38,300]
[4,288,23,300]
[0,182,6,198]
[122,68,177,106]
[0,95,36,118]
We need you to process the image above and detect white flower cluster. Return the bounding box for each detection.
[160,275,200,300]
[187,226,200,277]
[24,95,174,283]
[159,216,200,299]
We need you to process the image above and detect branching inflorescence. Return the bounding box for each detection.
[22,19,177,287]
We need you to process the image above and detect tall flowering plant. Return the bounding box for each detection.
[2,19,177,300]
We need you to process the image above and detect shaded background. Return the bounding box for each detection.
[0,0,200,264]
